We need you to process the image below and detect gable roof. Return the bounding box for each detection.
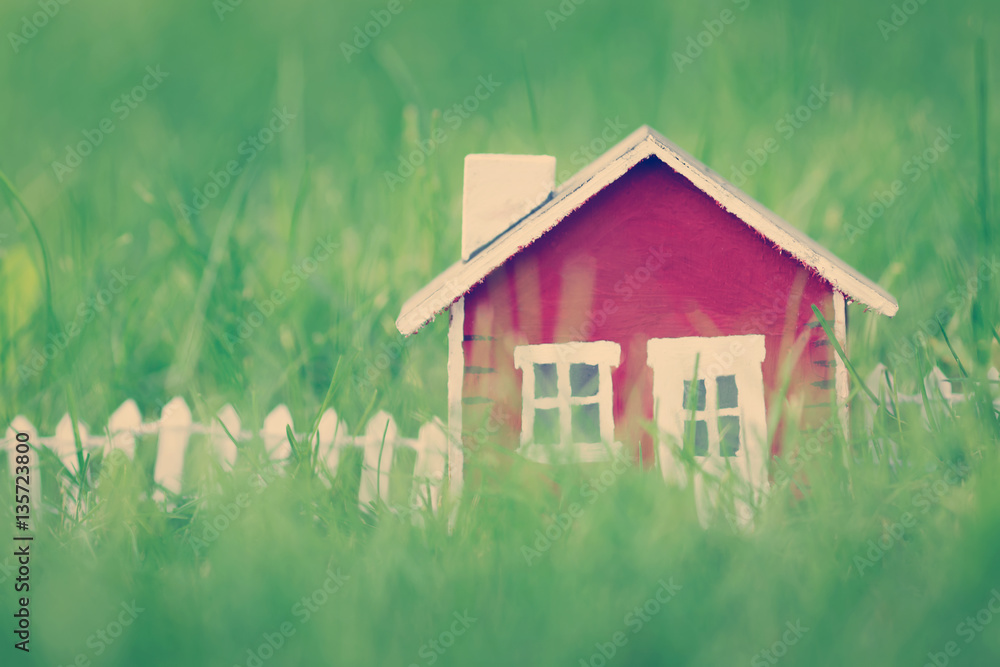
[397,125,899,335]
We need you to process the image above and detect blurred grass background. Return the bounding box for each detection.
[0,0,999,665]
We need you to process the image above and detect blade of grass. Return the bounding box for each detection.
[884,367,905,443]
[914,348,943,432]
[0,169,58,335]
[375,418,391,507]
[938,322,969,378]
[308,356,342,437]
[811,305,880,407]
[520,48,543,152]
[286,425,306,469]
[975,38,992,244]
[355,390,380,441]
[287,157,312,265]
[64,384,88,489]
[166,178,250,391]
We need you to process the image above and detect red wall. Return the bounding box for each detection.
[461,157,835,467]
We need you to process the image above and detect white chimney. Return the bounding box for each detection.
[462,154,556,260]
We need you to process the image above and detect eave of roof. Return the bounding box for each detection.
[396,125,899,336]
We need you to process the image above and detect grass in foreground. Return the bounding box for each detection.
[2,363,1000,666]
[0,0,998,664]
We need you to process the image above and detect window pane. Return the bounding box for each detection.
[718,375,739,409]
[534,408,560,445]
[683,379,706,411]
[719,416,740,457]
[685,419,708,455]
[534,363,558,398]
[690,420,708,456]
[570,363,599,397]
[571,403,601,443]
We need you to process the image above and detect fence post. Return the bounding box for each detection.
[919,367,952,430]
[991,367,1000,414]
[7,403,450,515]
[412,417,447,513]
[107,399,142,460]
[153,397,192,500]
[360,411,396,510]
[213,404,241,469]
[262,405,294,461]
[864,363,896,465]
[316,409,341,478]
[53,413,90,478]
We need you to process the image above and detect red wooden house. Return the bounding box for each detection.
[397,126,897,498]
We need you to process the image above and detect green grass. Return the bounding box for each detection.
[1,0,999,664]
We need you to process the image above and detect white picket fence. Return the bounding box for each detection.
[864,364,1000,463]
[6,366,999,512]
[2,397,448,514]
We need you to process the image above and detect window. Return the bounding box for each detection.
[513,341,621,463]
[682,374,741,457]
[647,336,768,492]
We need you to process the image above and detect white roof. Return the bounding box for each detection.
[397,125,899,335]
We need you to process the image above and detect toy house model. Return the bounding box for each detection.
[397,126,897,497]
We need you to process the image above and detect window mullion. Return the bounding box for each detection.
[557,362,573,445]
[567,396,601,406]
[706,376,720,455]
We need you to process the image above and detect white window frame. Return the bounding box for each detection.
[646,335,768,498]
[513,341,621,463]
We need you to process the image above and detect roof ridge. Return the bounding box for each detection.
[397,126,898,335]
